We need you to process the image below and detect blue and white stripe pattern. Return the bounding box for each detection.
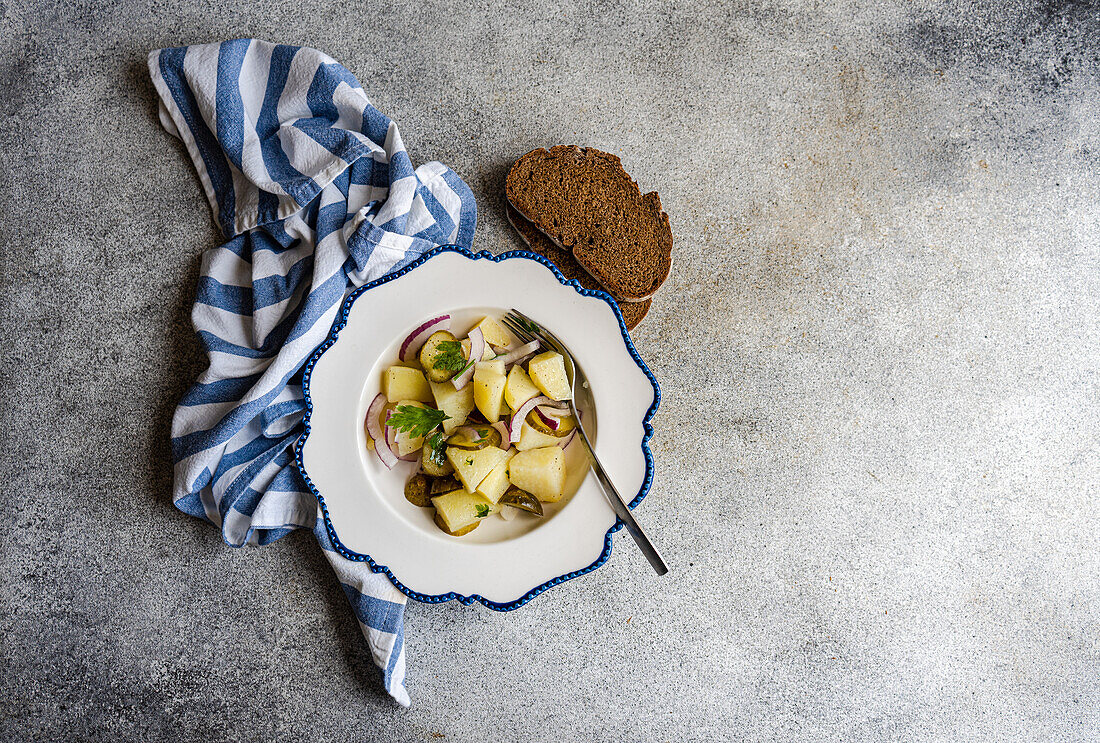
[148,39,478,707]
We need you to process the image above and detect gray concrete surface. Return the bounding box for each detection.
[2,0,1099,740]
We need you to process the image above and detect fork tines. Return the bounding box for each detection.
[500,313,535,344]
[503,309,567,357]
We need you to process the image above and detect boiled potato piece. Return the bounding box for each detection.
[515,421,566,451]
[382,366,432,403]
[393,400,426,455]
[473,363,507,422]
[395,431,423,456]
[476,450,516,504]
[432,489,496,534]
[446,445,509,492]
[527,351,572,401]
[434,510,480,537]
[477,359,506,376]
[508,446,565,502]
[504,365,541,410]
[472,316,512,348]
[430,380,475,434]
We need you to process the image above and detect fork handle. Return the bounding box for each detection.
[574,423,669,576]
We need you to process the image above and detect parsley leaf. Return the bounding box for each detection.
[424,431,447,467]
[427,431,445,451]
[475,504,490,518]
[432,341,468,373]
[388,405,449,439]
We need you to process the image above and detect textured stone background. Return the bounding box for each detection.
[2,0,1099,740]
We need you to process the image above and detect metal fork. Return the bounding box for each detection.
[501,309,668,576]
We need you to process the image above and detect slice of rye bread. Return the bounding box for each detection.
[506,204,651,330]
[505,146,673,301]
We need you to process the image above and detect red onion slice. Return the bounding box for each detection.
[490,421,510,450]
[400,315,450,362]
[375,441,397,468]
[451,327,483,390]
[534,407,561,431]
[537,405,568,417]
[497,340,539,366]
[366,394,397,468]
[508,395,554,443]
[555,429,577,449]
[365,394,387,443]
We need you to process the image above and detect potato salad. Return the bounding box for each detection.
[365,314,579,537]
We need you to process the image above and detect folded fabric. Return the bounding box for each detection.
[148,39,477,707]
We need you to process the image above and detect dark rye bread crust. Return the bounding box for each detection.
[505,146,672,301]
[506,204,650,330]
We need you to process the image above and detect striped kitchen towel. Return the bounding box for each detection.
[148,39,477,707]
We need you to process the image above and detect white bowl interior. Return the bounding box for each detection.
[356,307,598,544]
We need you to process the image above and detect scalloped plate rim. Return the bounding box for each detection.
[293,244,660,611]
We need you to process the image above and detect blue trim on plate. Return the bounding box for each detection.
[294,245,661,611]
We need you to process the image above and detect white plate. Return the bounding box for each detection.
[296,247,659,609]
